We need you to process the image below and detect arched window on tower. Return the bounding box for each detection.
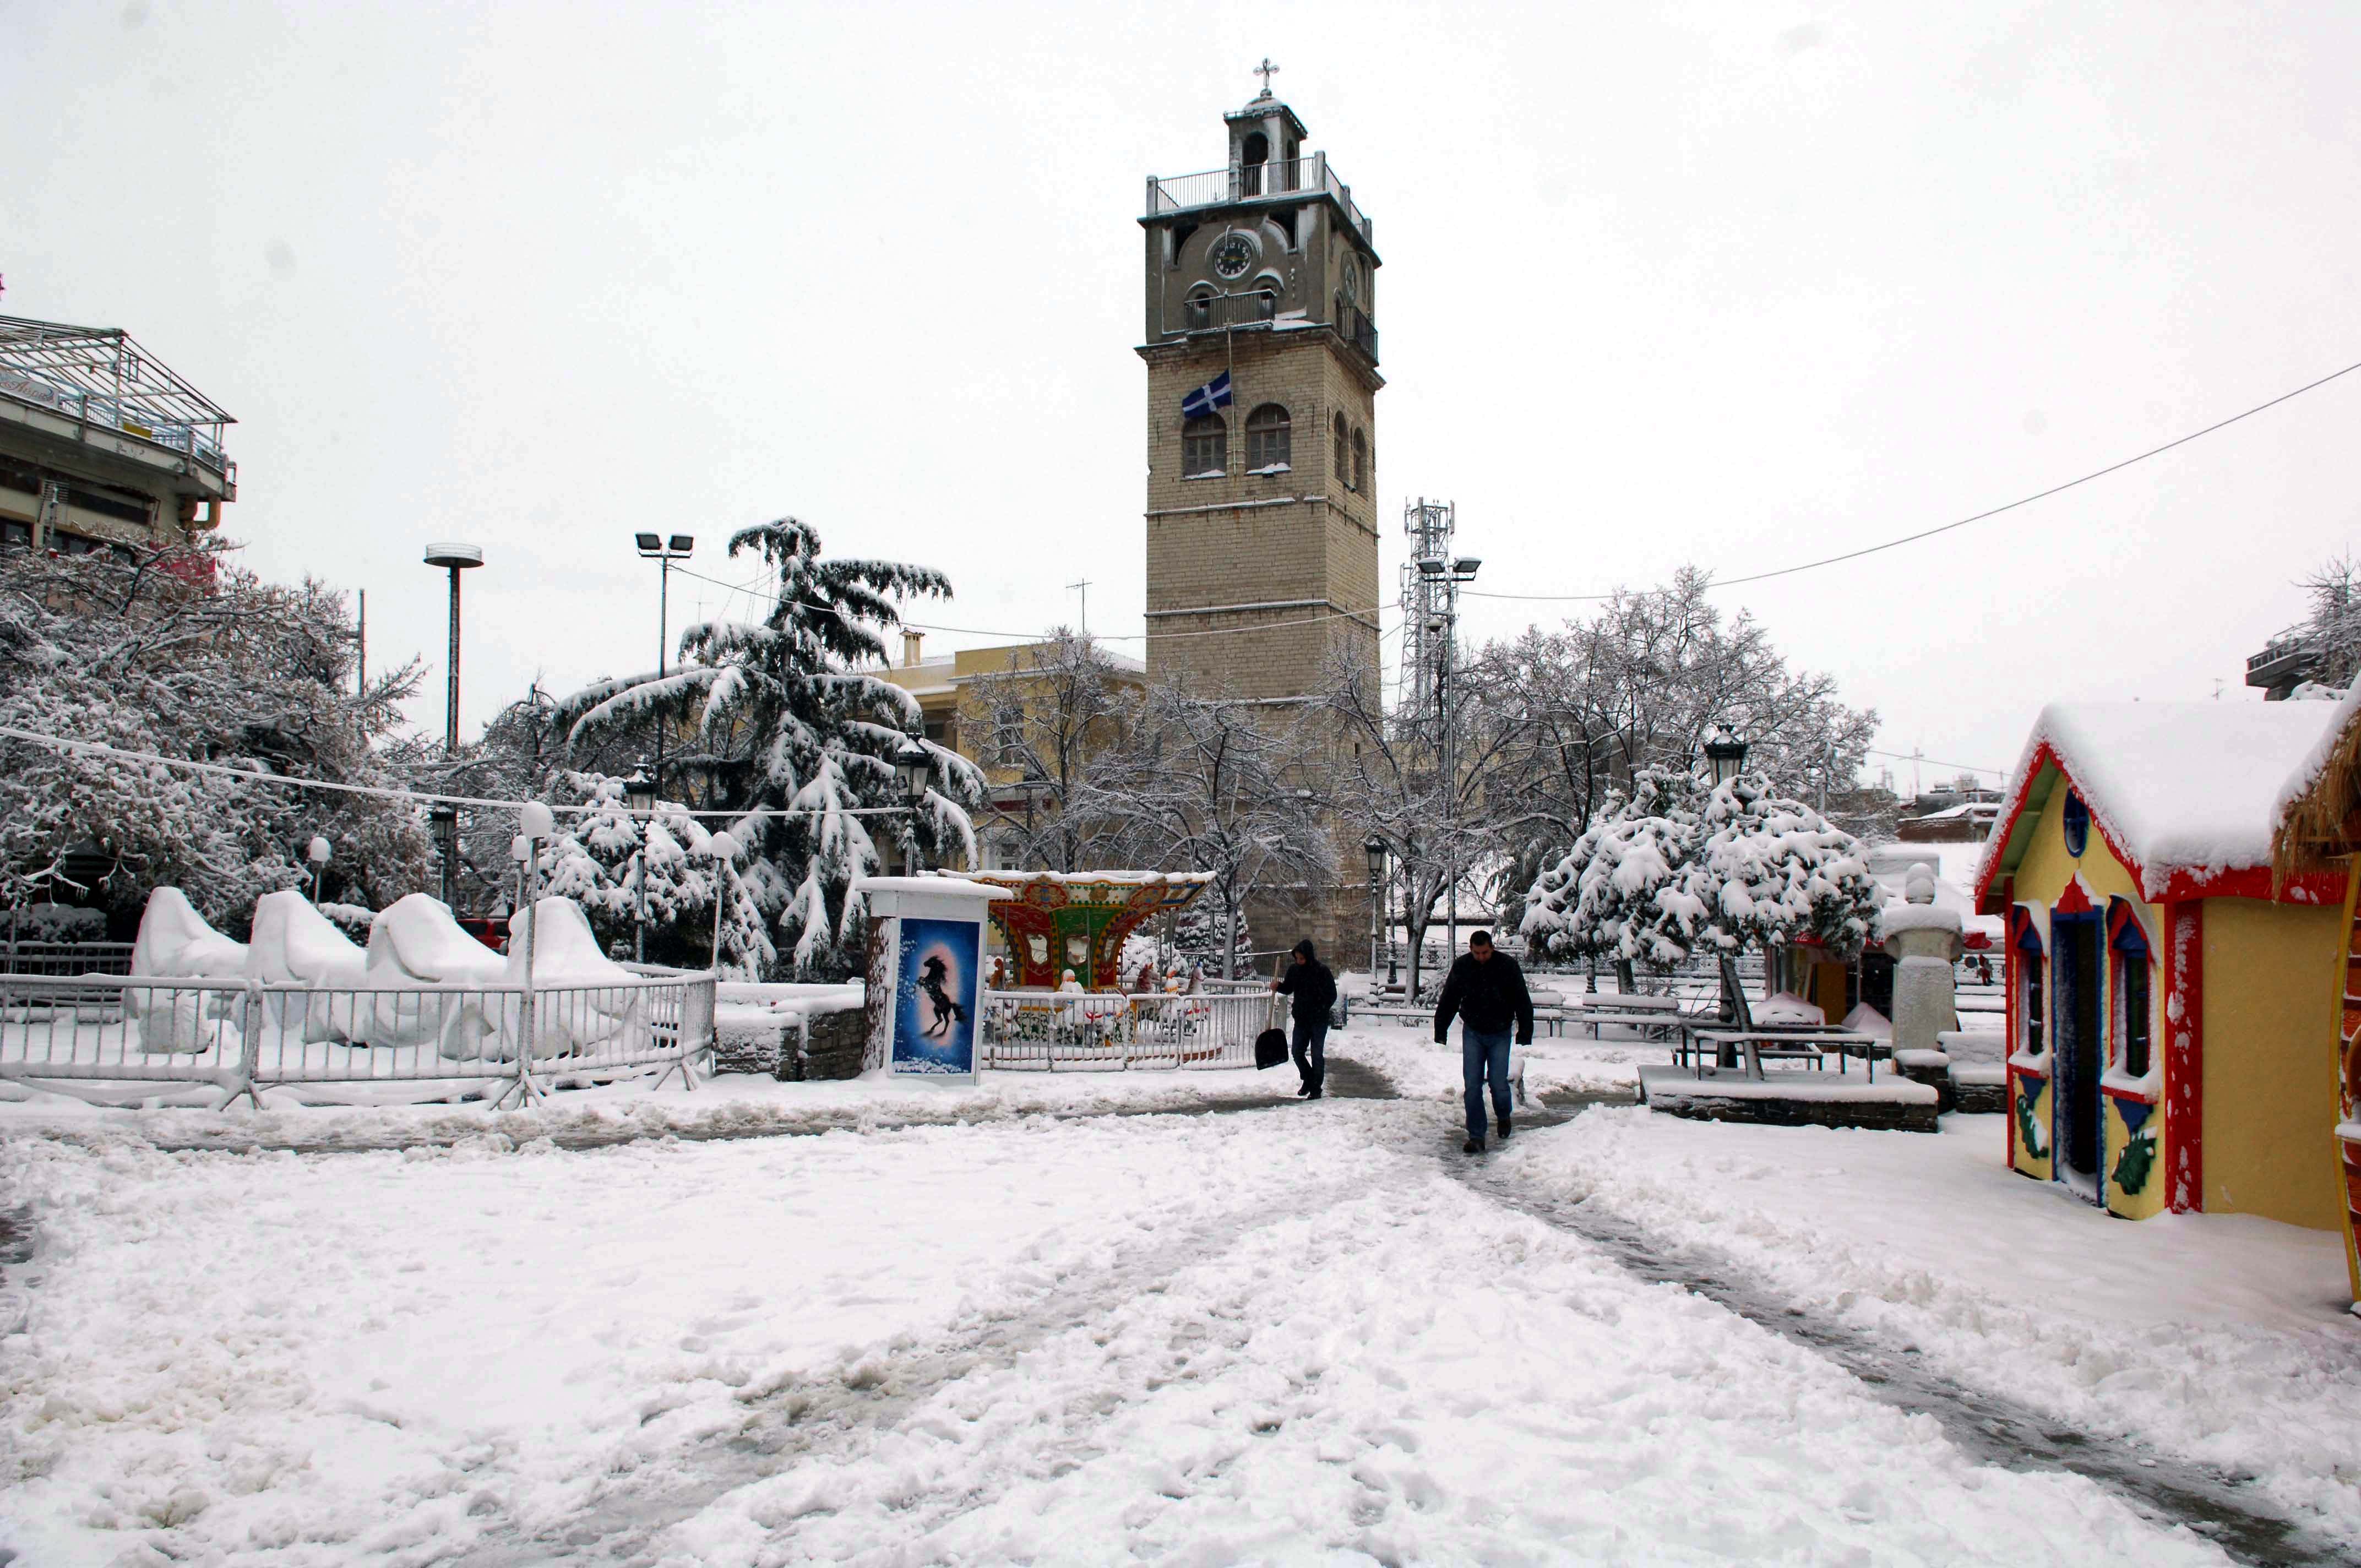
[1183,413,1227,478]
[1332,412,1348,481]
[1245,404,1291,472]
[1184,290,1213,331]
[1240,131,1269,197]
[1351,427,1368,492]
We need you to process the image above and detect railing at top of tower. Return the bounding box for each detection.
[1145,153,1374,244]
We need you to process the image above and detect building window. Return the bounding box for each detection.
[1245,404,1291,472]
[2061,790,2090,858]
[2110,903,2152,1078]
[1182,414,1227,478]
[2015,911,2045,1057]
[1185,291,1212,330]
[1,519,28,551]
[1332,412,1348,480]
[1351,427,1368,492]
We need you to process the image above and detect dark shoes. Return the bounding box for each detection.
[1462,1137,1486,1155]
[1497,1114,1512,1140]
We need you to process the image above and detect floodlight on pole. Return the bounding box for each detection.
[632,532,695,808]
[423,542,483,910]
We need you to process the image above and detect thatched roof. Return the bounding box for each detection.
[2271,683,2361,885]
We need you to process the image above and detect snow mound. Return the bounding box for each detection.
[1754,989,1824,1025]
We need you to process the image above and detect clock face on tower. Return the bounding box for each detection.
[1210,233,1255,280]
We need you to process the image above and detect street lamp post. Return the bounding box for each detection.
[424,542,483,910]
[634,533,695,802]
[1363,837,1386,993]
[703,830,738,975]
[893,741,935,874]
[1441,554,1481,961]
[306,836,332,903]
[1704,723,1749,790]
[623,763,657,962]
[1700,723,1752,1044]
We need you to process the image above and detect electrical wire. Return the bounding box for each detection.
[1863,745,2006,778]
[659,561,1402,646]
[0,726,922,819]
[1462,355,2361,603]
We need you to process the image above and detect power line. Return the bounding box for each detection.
[661,562,1400,647]
[1863,745,2005,778]
[0,726,921,819]
[1463,355,2361,603]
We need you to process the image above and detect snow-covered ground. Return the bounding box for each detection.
[1502,1106,2361,1540]
[0,1063,1292,1152]
[4,1049,2325,1565]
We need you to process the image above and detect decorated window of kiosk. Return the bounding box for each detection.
[2012,906,2046,1058]
[2108,900,2154,1080]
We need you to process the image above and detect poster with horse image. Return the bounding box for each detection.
[891,917,981,1076]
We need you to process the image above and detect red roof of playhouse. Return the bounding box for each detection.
[1974,700,2347,913]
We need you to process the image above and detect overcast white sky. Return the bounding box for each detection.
[7,2,2358,791]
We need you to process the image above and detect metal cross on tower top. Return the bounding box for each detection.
[1253,57,1280,96]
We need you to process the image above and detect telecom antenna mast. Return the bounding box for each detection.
[1397,497,1456,733]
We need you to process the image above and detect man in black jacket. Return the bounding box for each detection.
[1270,939,1338,1099]
[1433,930,1533,1152]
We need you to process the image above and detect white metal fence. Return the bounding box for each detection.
[0,971,716,1108]
[979,988,1280,1071]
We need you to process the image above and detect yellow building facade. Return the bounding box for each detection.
[1977,702,2347,1233]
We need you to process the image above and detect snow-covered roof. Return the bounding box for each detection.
[1976,700,2341,903]
[2268,679,2361,832]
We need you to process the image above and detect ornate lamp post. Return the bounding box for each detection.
[1363,836,1388,990]
[623,763,657,963]
[1704,723,1749,790]
[892,741,935,874]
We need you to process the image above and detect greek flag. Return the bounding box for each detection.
[1180,370,1233,420]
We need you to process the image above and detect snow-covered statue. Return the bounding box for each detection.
[362,893,508,1059]
[128,888,251,1053]
[1882,863,1964,1060]
[247,890,366,1042]
[500,897,648,1061]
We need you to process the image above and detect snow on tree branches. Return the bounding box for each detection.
[553,518,981,977]
[1686,776,1881,957]
[0,545,429,928]
[1520,769,1707,974]
[1522,769,1878,993]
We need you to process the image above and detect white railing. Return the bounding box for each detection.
[980,988,1278,1071]
[0,970,716,1108]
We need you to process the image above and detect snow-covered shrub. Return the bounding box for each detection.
[1684,775,1881,958]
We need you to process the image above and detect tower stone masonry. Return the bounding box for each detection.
[1138,88,1383,699]
[1137,85,1386,967]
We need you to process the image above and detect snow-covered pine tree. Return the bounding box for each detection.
[554,519,981,978]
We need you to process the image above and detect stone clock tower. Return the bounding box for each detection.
[1139,83,1383,700]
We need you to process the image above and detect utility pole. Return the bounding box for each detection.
[1067,577,1091,635]
[423,543,483,909]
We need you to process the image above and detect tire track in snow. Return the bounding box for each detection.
[1412,1076,2341,1567]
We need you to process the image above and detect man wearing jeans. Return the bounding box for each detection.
[1433,930,1535,1153]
